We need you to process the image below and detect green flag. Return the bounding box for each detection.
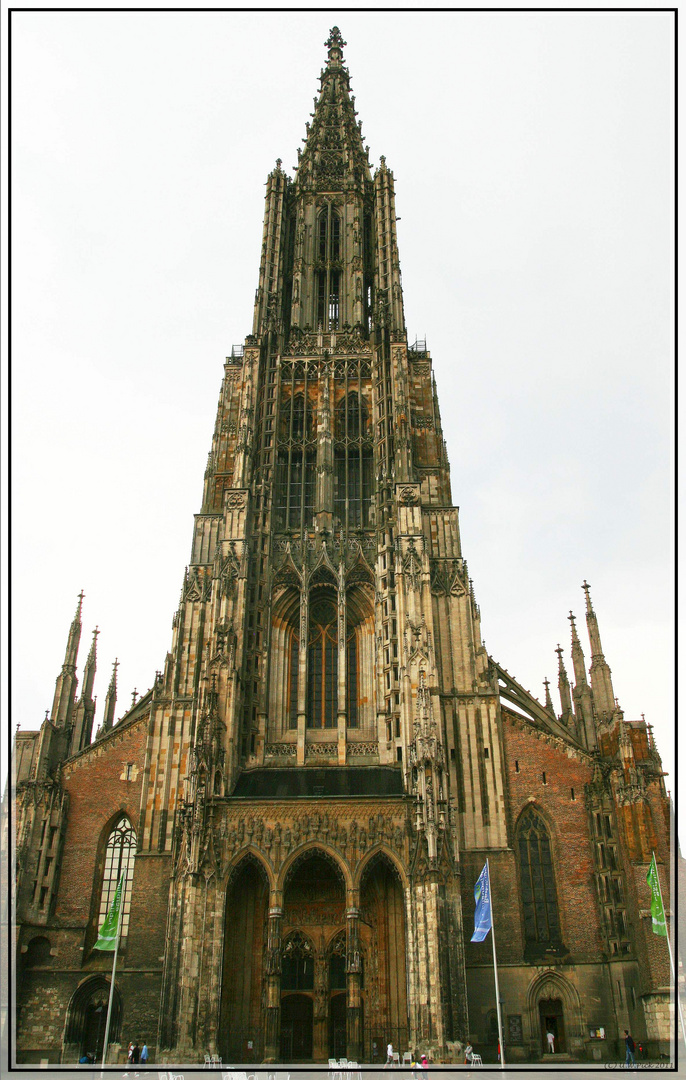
[94,876,124,951]
[646,853,667,937]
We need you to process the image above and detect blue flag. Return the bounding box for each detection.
[471,861,492,942]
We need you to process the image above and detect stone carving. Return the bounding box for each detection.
[183,566,212,603]
[265,743,297,757]
[226,491,246,510]
[399,486,419,505]
[402,539,423,592]
[306,743,337,757]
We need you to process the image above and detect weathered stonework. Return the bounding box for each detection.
[11,25,673,1069]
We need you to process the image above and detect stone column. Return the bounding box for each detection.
[337,563,347,764]
[297,587,309,765]
[263,905,283,1062]
[346,906,363,1061]
[314,949,329,1061]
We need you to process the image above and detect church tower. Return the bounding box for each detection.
[150,26,495,1062]
[12,25,673,1069]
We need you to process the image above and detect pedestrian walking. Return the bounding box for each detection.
[140,1043,148,1064]
[420,1054,428,1070]
[127,1043,134,1065]
[132,1043,140,1065]
[625,1030,636,1068]
[546,1029,555,1054]
[386,1042,394,1066]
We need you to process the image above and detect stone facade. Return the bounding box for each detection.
[11,26,673,1067]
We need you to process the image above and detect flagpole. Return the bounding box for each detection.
[487,859,506,1069]
[651,852,686,1053]
[101,869,126,1068]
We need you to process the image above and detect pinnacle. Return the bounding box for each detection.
[295,29,371,192]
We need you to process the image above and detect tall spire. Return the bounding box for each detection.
[543,677,555,716]
[50,591,84,728]
[568,612,596,750]
[97,658,119,738]
[295,26,370,192]
[70,627,99,754]
[555,644,574,725]
[581,580,616,719]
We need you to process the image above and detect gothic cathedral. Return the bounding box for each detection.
[12,28,673,1067]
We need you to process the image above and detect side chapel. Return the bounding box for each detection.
[12,27,673,1066]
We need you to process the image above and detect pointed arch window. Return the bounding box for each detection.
[282,931,314,990]
[98,817,136,942]
[517,807,562,950]
[315,206,341,330]
[288,631,299,730]
[335,393,372,529]
[275,393,316,531]
[307,600,338,729]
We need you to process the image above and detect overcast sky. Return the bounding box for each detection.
[7,12,675,831]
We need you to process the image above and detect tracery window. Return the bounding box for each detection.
[307,601,338,729]
[334,393,372,530]
[303,598,359,729]
[288,632,299,730]
[275,393,316,531]
[517,807,561,947]
[98,816,136,942]
[281,931,314,991]
[316,207,341,330]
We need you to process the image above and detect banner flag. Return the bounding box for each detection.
[94,876,124,951]
[646,853,667,937]
[471,861,493,942]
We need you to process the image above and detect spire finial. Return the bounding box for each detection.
[582,579,593,614]
[568,610,578,635]
[76,590,85,617]
[325,26,346,61]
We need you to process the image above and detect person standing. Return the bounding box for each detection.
[624,1031,636,1067]
[140,1043,148,1065]
[132,1043,140,1065]
[546,1029,555,1054]
[386,1042,394,1066]
[420,1054,428,1070]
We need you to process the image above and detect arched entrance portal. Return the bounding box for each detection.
[539,998,566,1054]
[360,854,408,1058]
[220,857,269,1063]
[281,851,346,1062]
[62,977,122,1064]
[281,994,314,1061]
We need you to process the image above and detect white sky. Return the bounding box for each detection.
[6,12,676,830]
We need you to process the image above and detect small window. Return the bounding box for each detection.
[450,748,455,762]
[484,747,489,759]
[396,746,403,762]
[630,986,637,1009]
[542,771,547,785]
[571,787,575,801]
[515,761,520,773]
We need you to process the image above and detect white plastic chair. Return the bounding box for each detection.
[471,1054,483,1067]
[204,1055,212,1069]
[329,1060,342,1080]
[402,1052,412,1066]
[392,1052,400,1067]
[211,1057,223,1068]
